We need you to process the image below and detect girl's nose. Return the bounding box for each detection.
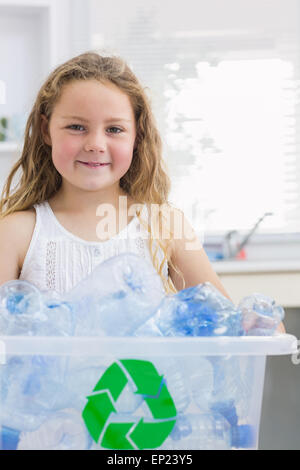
[84,133,106,152]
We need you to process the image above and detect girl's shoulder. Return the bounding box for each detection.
[0,208,36,273]
[0,207,36,233]
[4,207,36,228]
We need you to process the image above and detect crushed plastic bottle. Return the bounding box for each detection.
[135,282,244,338]
[238,293,285,335]
[0,257,285,339]
[17,408,92,450]
[0,353,69,432]
[61,357,107,411]
[168,412,255,450]
[65,253,165,336]
[0,280,74,336]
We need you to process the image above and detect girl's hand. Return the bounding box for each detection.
[276,322,286,334]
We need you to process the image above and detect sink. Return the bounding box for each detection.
[204,238,300,274]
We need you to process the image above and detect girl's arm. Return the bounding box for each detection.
[0,214,21,285]
[168,208,231,299]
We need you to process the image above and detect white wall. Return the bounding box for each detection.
[0,0,92,191]
[90,0,300,40]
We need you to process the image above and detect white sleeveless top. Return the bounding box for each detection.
[19,201,168,294]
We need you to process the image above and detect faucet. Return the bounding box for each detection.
[223,212,274,260]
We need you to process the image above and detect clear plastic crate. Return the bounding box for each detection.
[0,334,297,450]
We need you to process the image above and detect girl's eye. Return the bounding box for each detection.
[66,125,123,133]
[107,126,123,134]
[67,124,85,131]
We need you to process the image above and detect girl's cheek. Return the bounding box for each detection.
[114,141,135,163]
[54,138,80,159]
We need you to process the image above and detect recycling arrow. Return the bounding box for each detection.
[144,381,177,419]
[82,391,116,443]
[82,359,177,450]
[119,359,163,396]
[130,417,176,450]
[93,361,127,400]
[102,421,136,450]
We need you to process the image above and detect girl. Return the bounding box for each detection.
[0,51,241,301]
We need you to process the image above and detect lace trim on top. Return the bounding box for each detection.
[46,241,57,290]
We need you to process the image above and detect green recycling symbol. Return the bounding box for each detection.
[82,359,177,449]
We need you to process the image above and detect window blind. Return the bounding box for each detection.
[90,0,300,236]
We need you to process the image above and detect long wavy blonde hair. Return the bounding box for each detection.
[0,51,185,293]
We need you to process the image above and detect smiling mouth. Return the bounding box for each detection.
[77,161,111,168]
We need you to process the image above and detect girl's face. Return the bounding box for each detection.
[41,79,136,194]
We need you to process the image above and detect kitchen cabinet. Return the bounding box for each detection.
[214,260,300,308]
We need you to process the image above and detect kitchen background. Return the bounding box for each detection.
[0,0,299,449]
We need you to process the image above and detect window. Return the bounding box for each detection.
[90,0,300,237]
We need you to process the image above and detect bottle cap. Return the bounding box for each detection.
[231,424,255,448]
[1,426,20,450]
[210,399,238,426]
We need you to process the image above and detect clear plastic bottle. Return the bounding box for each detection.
[238,293,285,335]
[161,356,214,415]
[0,280,44,335]
[188,357,214,412]
[66,253,165,336]
[167,412,255,450]
[208,353,255,423]
[157,357,190,413]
